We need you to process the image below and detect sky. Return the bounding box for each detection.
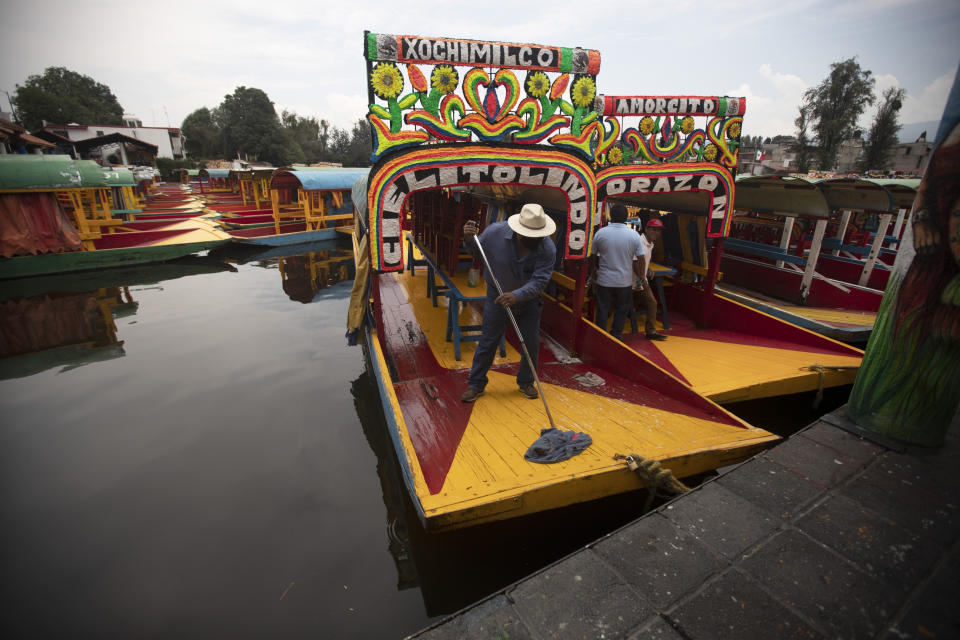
[1,0,957,139]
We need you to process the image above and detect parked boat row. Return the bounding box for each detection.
[0,155,230,279]
[719,175,918,342]
[0,154,370,278]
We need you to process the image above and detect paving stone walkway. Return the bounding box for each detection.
[408,407,959,639]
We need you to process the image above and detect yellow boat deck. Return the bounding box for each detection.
[373,265,779,530]
[716,283,877,329]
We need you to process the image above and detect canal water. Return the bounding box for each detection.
[0,240,848,638]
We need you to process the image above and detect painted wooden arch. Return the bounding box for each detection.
[596,163,736,236]
[368,144,597,271]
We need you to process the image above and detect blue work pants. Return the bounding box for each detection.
[467,296,541,390]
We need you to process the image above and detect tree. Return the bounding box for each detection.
[216,86,287,164]
[281,110,323,162]
[319,119,331,161]
[328,127,351,162]
[13,66,124,130]
[804,57,875,171]
[794,103,814,173]
[344,118,372,167]
[859,86,906,171]
[181,107,221,158]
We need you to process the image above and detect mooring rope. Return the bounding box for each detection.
[801,363,861,409]
[615,453,690,512]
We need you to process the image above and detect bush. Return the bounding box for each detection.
[156,157,202,181]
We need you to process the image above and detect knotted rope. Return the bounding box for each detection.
[801,363,860,408]
[615,453,690,512]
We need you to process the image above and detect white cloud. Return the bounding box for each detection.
[901,71,956,122]
[734,64,810,137]
[860,69,956,130]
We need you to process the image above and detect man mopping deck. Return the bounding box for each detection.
[460,204,556,403]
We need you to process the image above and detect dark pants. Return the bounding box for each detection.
[468,297,541,391]
[636,281,658,334]
[595,285,634,339]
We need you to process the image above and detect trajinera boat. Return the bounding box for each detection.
[0,155,230,279]
[717,175,918,343]
[344,32,846,532]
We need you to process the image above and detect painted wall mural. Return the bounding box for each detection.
[847,70,960,446]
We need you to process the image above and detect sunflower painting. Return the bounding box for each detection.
[431,65,459,95]
[371,63,404,100]
[525,71,550,98]
[571,75,596,108]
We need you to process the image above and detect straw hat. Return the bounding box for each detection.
[508,203,556,238]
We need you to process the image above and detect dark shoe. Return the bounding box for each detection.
[645,332,667,341]
[461,387,485,403]
[519,384,539,399]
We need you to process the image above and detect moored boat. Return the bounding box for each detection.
[224,167,366,246]
[718,175,910,342]
[348,32,783,531]
[0,155,230,279]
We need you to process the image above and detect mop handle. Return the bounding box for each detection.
[472,234,557,430]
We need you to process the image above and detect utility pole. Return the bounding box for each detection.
[2,90,18,124]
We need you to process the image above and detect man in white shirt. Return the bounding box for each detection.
[589,204,644,340]
[636,217,667,340]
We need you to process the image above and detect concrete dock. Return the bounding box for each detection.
[409,407,959,639]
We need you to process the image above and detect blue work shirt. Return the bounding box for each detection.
[591,222,645,288]
[465,221,556,302]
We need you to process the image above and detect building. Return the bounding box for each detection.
[36,116,184,159]
[0,118,56,154]
[835,138,864,174]
[890,132,933,175]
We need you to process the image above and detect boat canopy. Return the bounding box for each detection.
[814,177,895,213]
[103,168,137,187]
[198,168,231,179]
[0,155,108,191]
[734,175,831,218]
[271,168,369,192]
[734,175,908,217]
[871,178,920,209]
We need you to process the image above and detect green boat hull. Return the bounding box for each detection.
[0,240,229,280]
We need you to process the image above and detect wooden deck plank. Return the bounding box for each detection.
[646,334,861,402]
[428,371,776,511]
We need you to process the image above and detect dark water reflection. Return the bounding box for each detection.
[0,240,847,638]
